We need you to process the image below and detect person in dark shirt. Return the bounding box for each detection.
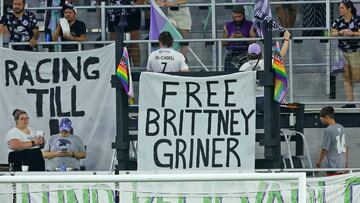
[0,0,39,51]
[52,3,86,52]
[223,5,256,71]
[330,0,360,108]
[107,0,143,66]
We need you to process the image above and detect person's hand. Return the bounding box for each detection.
[315,161,321,168]
[339,29,354,36]
[344,29,355,37]
[0,24,8,34]
[29,38,38,47]
[33,136,43,146]
[63,33,75,40]
[283,30,291,40]
[346,162,349,168]
[231,32,243,38]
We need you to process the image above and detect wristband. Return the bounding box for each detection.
[31,140,35,147]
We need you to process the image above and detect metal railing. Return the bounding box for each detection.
[0,172,307,202]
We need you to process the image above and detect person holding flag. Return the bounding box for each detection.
[155,0,191,55]
[239,30,291,111]
[147,31,189,72]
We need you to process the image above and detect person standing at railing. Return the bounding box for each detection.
[156,0,191,56]
[0,0,39,51]
[316,106,349,176]
[42,118,86,171]
[107,0,143,67]
[223,5,256,71]
[52,3,86,51]
[6,109,45,171]
[331,0,360,108]
[273,0,297,28]
[146,31,189,72]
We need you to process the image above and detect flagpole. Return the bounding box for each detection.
[263,21,281,168]
[111,4,131,203]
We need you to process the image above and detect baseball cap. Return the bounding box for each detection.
[248,43,261,55]
[59,118,72,132]
[232,5,245,14]
[62,3,77,14]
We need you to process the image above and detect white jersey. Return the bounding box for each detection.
[146,48,189,72]
[239,59,265,97]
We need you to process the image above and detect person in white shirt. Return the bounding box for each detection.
[6,109,45,171]
[239,30,290,112]
[146,31,189,72]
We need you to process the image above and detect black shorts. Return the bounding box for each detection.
[108,9,141,32]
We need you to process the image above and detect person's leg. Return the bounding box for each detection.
[349,52,360,82]
[129,30,141,67]
[276,5,289,28]
[178,29,189,56]
[343,56,354,102]
[288,5,297,28]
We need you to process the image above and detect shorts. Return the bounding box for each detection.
[343,51,360,66]
[167,7,192,30]
[343,51,360,82]
[108,8,141,32]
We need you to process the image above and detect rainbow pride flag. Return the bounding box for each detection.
[272,42,288,103]
[116,46,134,104]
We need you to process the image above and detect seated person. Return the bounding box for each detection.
[6,109,45,171]
[223,5,256,71]
[52,3,86,51]
[42,118,86,171]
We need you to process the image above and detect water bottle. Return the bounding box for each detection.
[9,162,15,175]
[60,162,67,172]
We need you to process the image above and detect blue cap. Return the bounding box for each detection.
[59,118,72,132]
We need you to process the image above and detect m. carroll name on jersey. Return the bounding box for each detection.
[155,55,175,60]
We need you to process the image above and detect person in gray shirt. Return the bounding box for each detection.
[316,106,349,175]
[42,118,86,170]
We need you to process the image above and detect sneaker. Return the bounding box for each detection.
[341,104,356,108]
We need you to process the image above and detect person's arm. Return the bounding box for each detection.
[8,137,43,151]
[29,27,39,47]
[223,24,230,46]
[0,24,8,34]
[280,30,290,58]
[52,24,61,41]
[42,151,61,159]
[330,28,340,37]
[74,34,86,41]
[316,148,328,168]
[73,151,86,159]
[249,26,256,38]
[0,15,9,34]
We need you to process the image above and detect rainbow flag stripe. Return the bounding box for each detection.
[272,42,288,103]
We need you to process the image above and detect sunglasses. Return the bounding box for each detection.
[19,117,29,121]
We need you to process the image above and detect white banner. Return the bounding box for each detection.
[138,72,257,171]
[0,45,116,170]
